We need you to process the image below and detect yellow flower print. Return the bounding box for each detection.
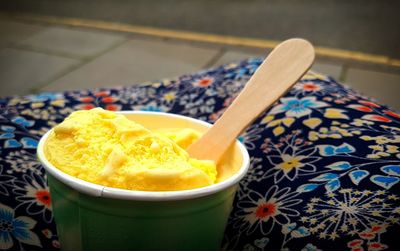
[141,80,158,87]
[377,152,391,157]
[324,108,349,119]
[162,79,174,87]
[386,145,399,153]
[277,155,305,173]
[308,126,361,141]
[273,126,285,136]
[361,135,400,145]
[163,92,176,102]
[366,144,400,159]
[262,115,295,136]
[8,97,31,106]
[274,118,295,127]
[351,118,375,127]
[31,102,45,109]
[261,115,274,124]
[50,99,66,107]
[360,136,373,141]
[369,145,384,151]
[380,125,400,132]
[303,118,322,129]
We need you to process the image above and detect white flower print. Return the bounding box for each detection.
[237,157,265,199]
[5,150,43,175]
[262,131,321,183]
[233,185,302,235]
[239,124,264,150]
[13,172,53,223]
[0,164,15,196]
[302,189,400,240]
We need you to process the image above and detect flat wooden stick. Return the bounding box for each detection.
[187,38,315,163]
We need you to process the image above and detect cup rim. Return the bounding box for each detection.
[37,111,250,201]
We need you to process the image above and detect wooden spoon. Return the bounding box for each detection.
[187,38,315,163]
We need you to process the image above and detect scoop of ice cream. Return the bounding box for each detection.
[44,108,217,191]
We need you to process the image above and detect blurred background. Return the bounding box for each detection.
[1,0,399,108]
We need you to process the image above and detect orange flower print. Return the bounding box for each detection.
[193,77,214,88]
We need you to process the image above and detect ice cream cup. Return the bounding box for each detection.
[37,111,250,251]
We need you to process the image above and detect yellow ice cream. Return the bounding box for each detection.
[44,108,217,191]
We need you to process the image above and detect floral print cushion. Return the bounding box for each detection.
[0,58,399,251]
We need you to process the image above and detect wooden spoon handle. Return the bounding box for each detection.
[187,38,315,163]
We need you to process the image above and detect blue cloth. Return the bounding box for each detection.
[0,58,399,250]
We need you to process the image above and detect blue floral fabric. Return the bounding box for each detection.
[0,58,399,251]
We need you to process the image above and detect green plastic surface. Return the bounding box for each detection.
[48,174,237,251]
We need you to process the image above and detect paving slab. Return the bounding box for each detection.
[0,48,80,96]
[17,26,127,59]
[345,68,400,110]
[2,0,399,57]
[211,50,263,67]
[311,61,343,80]
[0,20,44,48]
[42,38,220,92]
[212,50,343,81]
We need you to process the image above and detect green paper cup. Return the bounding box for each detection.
[37,111,250,251]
